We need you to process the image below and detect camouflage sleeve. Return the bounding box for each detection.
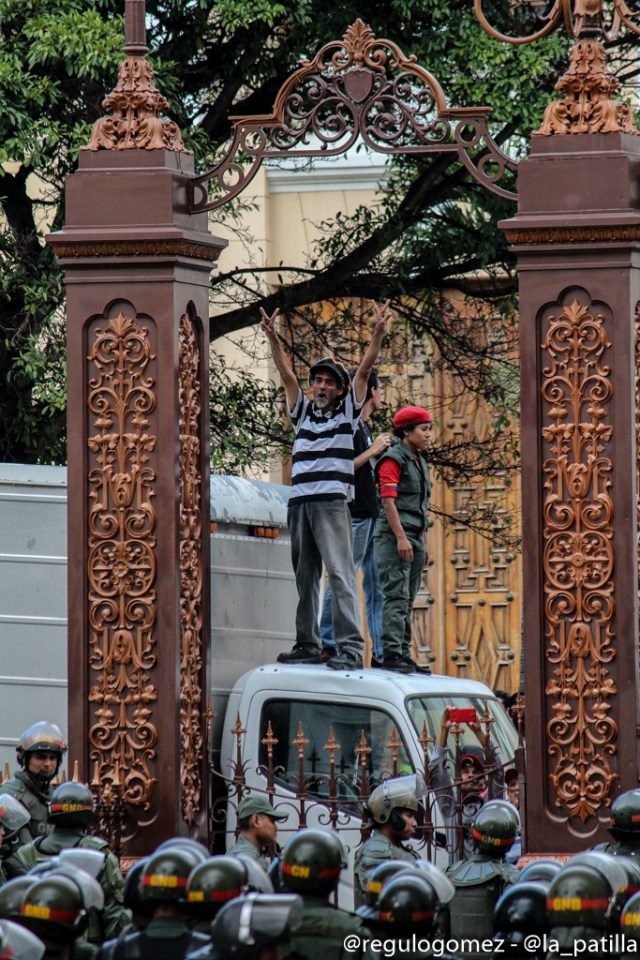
[4,845,33,879]
[354,835,392,895]
[99,852,132,940]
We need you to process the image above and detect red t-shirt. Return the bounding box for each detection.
[378,458,402,499]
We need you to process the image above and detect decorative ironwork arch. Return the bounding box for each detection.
[189,19,518,212]
[474,0,640,45]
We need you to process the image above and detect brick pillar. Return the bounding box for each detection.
[501,131,640,851]
[47,35,226,854]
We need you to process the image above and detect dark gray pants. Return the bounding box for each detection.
[287,500,363,656]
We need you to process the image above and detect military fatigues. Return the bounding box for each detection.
[353,830,419,908]
[446,855,519,960]
[0,771,52,847]
[7,827,130,943]
[227,833,270,872]
[279,895,373,960]
[374,441,431,659]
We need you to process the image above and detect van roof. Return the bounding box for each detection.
[232,663,496,700]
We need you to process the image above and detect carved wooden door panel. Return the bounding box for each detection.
[411,383,522,694]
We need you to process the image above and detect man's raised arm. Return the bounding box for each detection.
[260,307,300,410]
[353,300,390,405]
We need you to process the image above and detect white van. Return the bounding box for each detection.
[219,664,519,909]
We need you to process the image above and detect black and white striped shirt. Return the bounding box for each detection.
[287,386,364,504]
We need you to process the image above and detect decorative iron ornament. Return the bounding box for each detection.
[474,0,640,44]
[474,0,639,136]
[84,55,188,152]
[178,311,205,826]
[190,19,517,211]
[540,293,618,824]
[537,38,638,135]
[87,310,159,821]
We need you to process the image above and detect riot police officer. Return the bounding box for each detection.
[281,829,373,960]
[113,845,210,959]
[353,775,421,908]
[376,872,459,959]
[545,854,628,958]
[492,881,549,958]
[205,892,303,960]
[0,796,30,883]
[6,781,130,944]
[596,789,640,859]
[446,800,520,959]
[15,869,103,960]
[0,722,67,847]
[620,890,640,960]
[186,854,272,937]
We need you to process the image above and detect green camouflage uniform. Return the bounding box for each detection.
[353,831,419,909]
[7,827,130,943]
[284,895,375,960]
[0,771,52,847]
[375,441,431,659]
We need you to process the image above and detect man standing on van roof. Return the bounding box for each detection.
[260,301,390,670]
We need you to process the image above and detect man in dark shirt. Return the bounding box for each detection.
[319,366,390,666]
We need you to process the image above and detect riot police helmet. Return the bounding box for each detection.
[140,845,203,906]
[517,859,562,886]
[18,874,88,944]
[210,892,303,960]
[281,829,346,895]
[471,799,520,858]
[366,775,422,827]
[377,873,439,934]
[16,723,66,779]
[47,782,95,829]
[493,881,549,949]
[0,920,44,960]
[608,790,640,840]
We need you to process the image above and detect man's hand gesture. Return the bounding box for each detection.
[370,299,391,337]
[260,306,280,340]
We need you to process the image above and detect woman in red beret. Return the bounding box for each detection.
[374,406,432,673]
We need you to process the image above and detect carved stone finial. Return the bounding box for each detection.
[83,0,189,152]
[536,39,639,135]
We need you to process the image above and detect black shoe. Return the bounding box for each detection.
[277,644,322,664]
[379,656,413,674]
[320,647,335,663]
[325,651,363,671]
[402,655,431,675]
[370,657,384,669]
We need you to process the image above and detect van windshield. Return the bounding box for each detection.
[406,695,519,769]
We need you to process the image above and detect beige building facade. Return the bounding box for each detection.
[211,151,522,694]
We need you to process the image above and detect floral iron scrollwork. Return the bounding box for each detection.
[87,310,159,825]
[474,0,639,136]
[541,293,618,824]
[190,19,517,212]
[178,312,205,826]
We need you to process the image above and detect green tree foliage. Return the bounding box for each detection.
[3,0,632,495]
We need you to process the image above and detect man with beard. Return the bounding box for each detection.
[260,300,390,671]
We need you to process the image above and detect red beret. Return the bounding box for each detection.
[392,406,432,429]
